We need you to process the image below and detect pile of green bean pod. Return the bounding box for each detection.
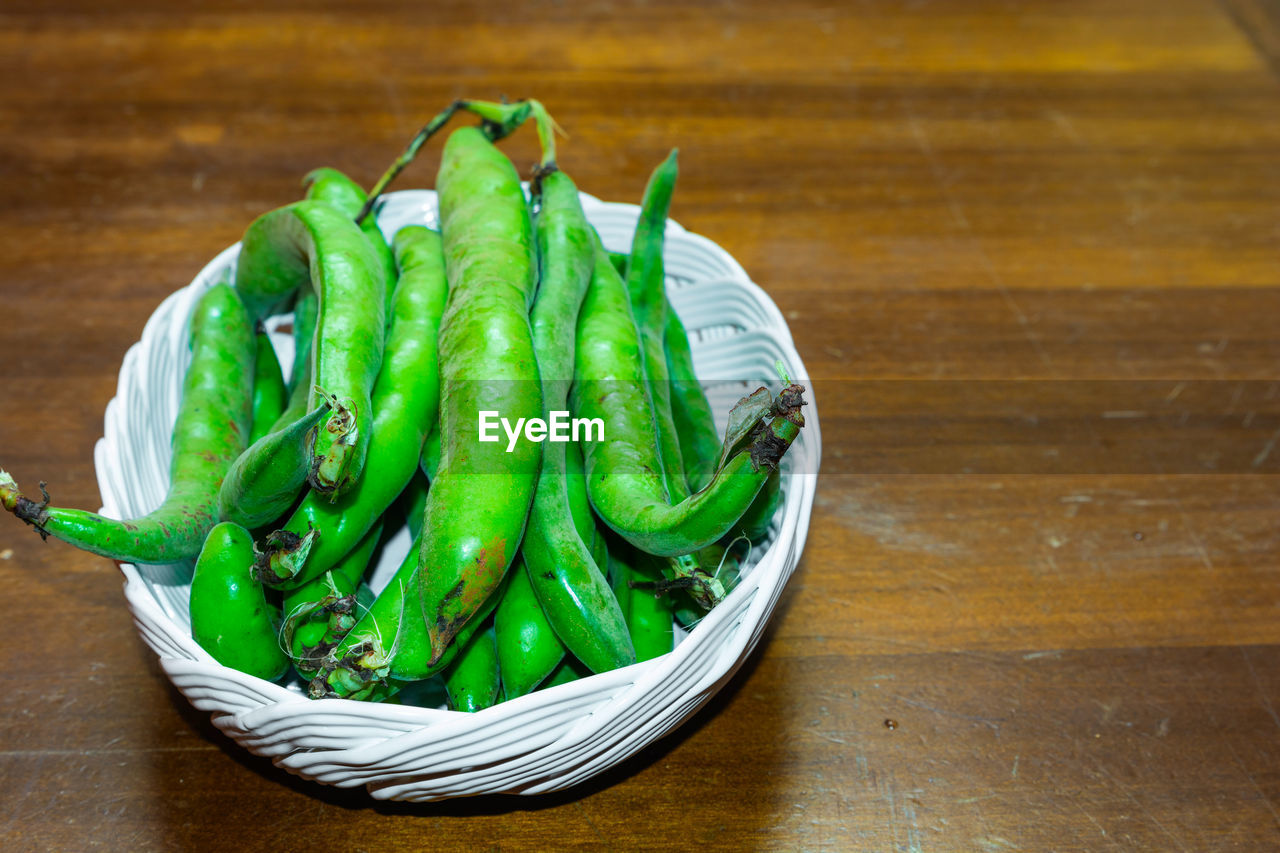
[0,99,807,708]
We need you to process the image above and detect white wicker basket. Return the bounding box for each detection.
[98,190,822,802]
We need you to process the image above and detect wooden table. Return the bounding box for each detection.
[2,1,1278,849]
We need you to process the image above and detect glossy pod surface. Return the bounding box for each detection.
[190,521,288,681]
[233,200,387,496]
[414,126,542,663]
[255,225,447,589]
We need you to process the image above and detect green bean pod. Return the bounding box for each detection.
[284,570,358,680]
[565,440,608,566]
[1,282,254,563]
[633,151,783,550]
[217,402,329,531]
[540,655,592,690]
[232,200,386,497]
[262,288,317,442]
[607,536,674,662]
[732,469,782,541]
[625,151,723,591]
[664,275,783,541]
[190,521,289,680]
[495,559,565,699]
[571,239,806,562]
[282,519,382,680]
[313,531,506,699]
[563,438,593,541]
[664,306,720,493]
[254,225,447,588]
[443,624,501,712]
[413,123,543,665]
[303,166,399,326]
[419,421,441,482]
[248,327,288,446]
[282,286,318,404]
[310,103,543,697]
[521,166,634,674]
[304,167,373,218]
[625,149,687,506]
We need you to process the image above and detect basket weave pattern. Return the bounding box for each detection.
[97,191,822,801]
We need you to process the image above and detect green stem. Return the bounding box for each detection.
[355,99,540,225]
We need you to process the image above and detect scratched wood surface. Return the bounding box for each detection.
[1,1,1278,850]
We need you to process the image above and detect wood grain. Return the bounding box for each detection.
[1,0,1278,849]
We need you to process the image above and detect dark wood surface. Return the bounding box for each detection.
[2,1,1279,849]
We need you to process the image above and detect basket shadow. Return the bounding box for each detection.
[143,573,798,835]
[380,624,784,817]
[147,623,786,819]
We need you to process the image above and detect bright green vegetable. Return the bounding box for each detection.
[443,624,501,712]
[281,519,383,680]
[190,521,289,680]
[659,236,783,542]
[625,149,688,506]
[217,401,329,531]
[623,151,727,596]
[313,100,546,696]
[281,287,317,405]
[413,113,544,665]
[254,225,447,588]
[521,161,634,674]
[607,535,674,662]
[303,166,399,327]
[233,200,387,497]
[1,281,254,563]
[395,468,431,539]
[312,530,507,699]
[571,238,805,568]
[540,655,592,690]
[495,559,565,699]
[419,420,441,482]
[248,326,288,446]
[664,302,719,492]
